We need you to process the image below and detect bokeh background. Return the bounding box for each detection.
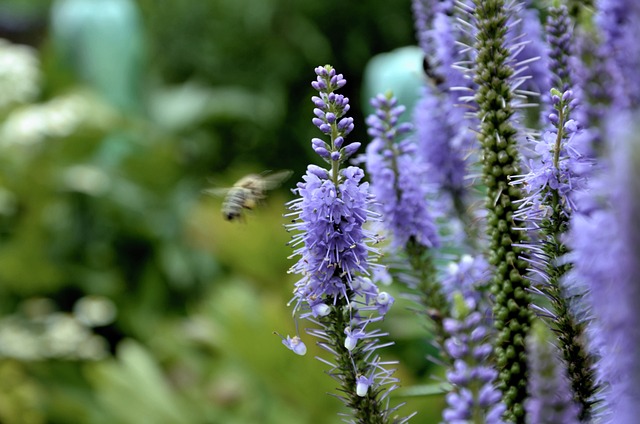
[0,0,445,422]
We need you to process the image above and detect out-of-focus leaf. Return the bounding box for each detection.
[85,339,193,424]
[148,82,285,132]
[50,0,144,112]
[396,383,452,397]
[0,360,45,424]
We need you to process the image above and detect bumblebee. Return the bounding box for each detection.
[422,56,445,86]
[204,170,292,221]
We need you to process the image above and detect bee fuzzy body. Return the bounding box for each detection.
[222,186,259,221]
[206,170,292,222]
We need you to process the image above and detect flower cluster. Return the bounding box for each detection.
[545,4,574,92]
[279,2,640,423]
[365,92,438,250]
[284,65,406,423]
[596,0,640,109]
[288,164,374,308]
[287,67,371,308]
[442,294,505,424]
[512,88,597,419]
[440,254,490,304]
[512,89,590,222]
[365,91,449,348]
[567,112,640,423]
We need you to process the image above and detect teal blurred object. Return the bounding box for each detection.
[50,0,145,112]
[361,46,426,121]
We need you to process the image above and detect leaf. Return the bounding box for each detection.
[85,339,193,424]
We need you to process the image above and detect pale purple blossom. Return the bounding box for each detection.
[284,65,405,421]
[567,112,640,423]
[413,87,467,198]
[365,93,439,249]
[511,90,591,224]
[442,294,505,424]
[596,0,640,109]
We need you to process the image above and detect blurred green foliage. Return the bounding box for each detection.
[0,0,446,422]
[135,0,417,176]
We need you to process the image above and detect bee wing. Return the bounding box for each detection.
[202,187,231,198]
[260,170,294,190]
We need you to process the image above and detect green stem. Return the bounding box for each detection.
[321,290,388,424]
[405,238,448,346]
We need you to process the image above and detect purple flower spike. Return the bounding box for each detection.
[305,66,362,167]
[596,0,640,109]
[442,293,505,424]
[283,65,406,423]
[567,111,640,423]
[365,92,439,250]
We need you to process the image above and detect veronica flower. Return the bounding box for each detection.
[412,0,475,131]
[413,87,467,204]
[570,28,617,156]
[411,0,439,64]
[595,0,640,109]
[412,0,467,87]
[511,89,596,419]
[512,89,590,222]
[440,254,490,305]
[567,112,640,424]
[284,65,408,423]
[412,0,485,249]
[545,4,574,93]
[525,321,581,424]
[413,85,483,250]
[442,293,505,424]
[431,1,472,94]
[365,91,449,346]
[365,92,438,251]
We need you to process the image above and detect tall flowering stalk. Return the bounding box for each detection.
[364,92,446,342]
[442,293,505,424]
[411,0,438,64]
[596,0,640,109]
[546,4,574,93]
[413,87,474,240]
[512,89,597,419]
[285,65,407,424]
[412,0,479,231]
[365,93,439,252]
[567,113,640,423]
[468,1,533,422]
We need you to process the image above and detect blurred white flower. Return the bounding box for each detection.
[0,38,40,110]
[63,165,111,196]
[0,92,113,146]
[0,297,112,361]
[73,295,117,327]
